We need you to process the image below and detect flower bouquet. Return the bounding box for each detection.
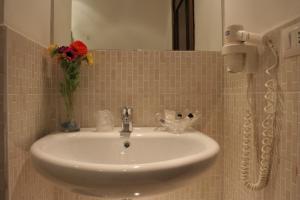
[48,40,93,132]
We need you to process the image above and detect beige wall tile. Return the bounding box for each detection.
[0,24,7,200]
[6,27,58,200]
[0,0,3,24]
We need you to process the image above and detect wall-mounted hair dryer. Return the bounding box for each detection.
[222,25,263,73]
[222,25,279,191]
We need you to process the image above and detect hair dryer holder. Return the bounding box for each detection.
[222,43,258,73]
[221,24,266,74]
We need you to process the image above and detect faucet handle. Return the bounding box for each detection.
[127,107,132,115]
[122,107,127,116]
[121,107,132,117]
[120,107,133,134]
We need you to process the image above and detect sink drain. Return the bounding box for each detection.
[123,141,130,148]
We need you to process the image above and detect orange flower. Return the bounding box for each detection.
[48,44,58,53]
[86,53,94,65]
[70,40,88,56]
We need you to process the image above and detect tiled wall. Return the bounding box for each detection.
[6,27,59,200]
[223,18,300,200]
[56,50,224,200]
[3,26,224,200]
[2,13,300,200]
[0,25,7,200]
[0,0,3,24]
[66,50,224,130]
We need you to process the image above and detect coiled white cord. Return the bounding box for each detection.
[240,40,278,190]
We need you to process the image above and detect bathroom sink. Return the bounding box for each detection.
[30,127,219,198]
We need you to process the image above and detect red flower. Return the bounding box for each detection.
[70,40,88,56]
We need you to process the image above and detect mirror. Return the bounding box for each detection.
[53,0,223,51]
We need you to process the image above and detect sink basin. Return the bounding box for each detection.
[30,127,219,198]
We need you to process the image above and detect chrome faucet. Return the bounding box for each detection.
[120,107,133,137]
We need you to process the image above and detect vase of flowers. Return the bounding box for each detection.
[48,40,93,132]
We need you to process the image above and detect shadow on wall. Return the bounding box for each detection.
[11,159,58,200]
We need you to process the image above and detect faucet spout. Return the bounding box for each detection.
[121,107,133,137]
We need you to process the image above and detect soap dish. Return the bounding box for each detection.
[155,109,200,133]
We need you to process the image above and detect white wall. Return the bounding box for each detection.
[194,0,222,51]
[4,0,51,46]
[72,0,172,50]
[225,0,300,33]
[53,0,72,45]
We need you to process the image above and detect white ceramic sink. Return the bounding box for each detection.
[30,127,219,198]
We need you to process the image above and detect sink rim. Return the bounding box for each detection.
[31,127,220,173]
